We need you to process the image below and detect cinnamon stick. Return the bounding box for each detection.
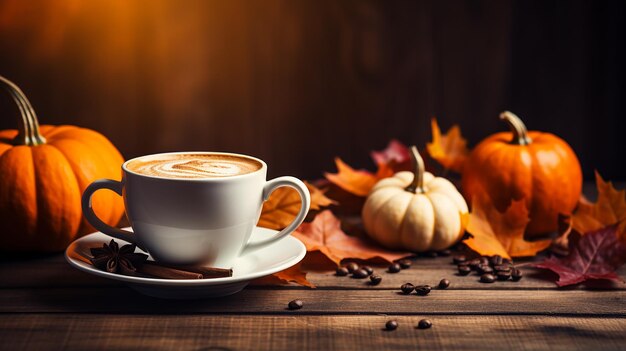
[139,262,203,280]
[76,248,233,280]
[148,263,233,278]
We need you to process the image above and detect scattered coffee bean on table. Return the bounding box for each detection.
[388,263,401,273]
[477,265,494,275]
[494,265,511,273]
[352,268,369,279]
[453,255,466,264]
[385,320,398,331]
[458,265,471,276]
[480,273,496,283]
[336,267,349,276]
[346,262,359,273]
[400,283,415,294]
[511,268,523,281]
[288,299,303,310]
[398,259,412,269]
[497,271,511,281]
[438,279,450,289]
[370,274,382,285]
[362,266,374,275]
[490,254,503,266]
[415,285,431,296]
[417,319,432,329]
[468,259,481,270]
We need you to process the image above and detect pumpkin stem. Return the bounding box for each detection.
[0,75,46,146]
[500,111,531,146]
[405,145,425,194]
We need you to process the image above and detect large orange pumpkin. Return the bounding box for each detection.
[0,75,125,252]
[462,111,582,237]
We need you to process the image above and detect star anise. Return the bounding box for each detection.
[89,239,148,275]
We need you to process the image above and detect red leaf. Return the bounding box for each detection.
[371,139,411,168]
[532,225,626,287]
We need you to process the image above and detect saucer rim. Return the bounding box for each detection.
[65,227,306,287]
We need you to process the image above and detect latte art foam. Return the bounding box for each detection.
[126,154,262,179]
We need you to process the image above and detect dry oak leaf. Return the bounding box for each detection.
[426,118,469,174]
[250,262,314,288]
[464,191,551,260]
[570,171,626,241]
[532,224,626,287]
[324,158,378,197]
[259,181,337,230]
[293,210,412,266]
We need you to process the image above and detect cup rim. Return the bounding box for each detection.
[122,151,267,182]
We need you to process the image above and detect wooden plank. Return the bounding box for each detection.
[0,287,624,316]
[2,254,625,290]
[0,314,624,351]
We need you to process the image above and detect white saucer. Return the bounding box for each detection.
[65,227,306,299]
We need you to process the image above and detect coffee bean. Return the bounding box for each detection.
[503,258,513,265]
[511,268,523,281]
[490,255,503,266]
[400,283,415,294]
[438,279,450,289]
[494,264,511,273]
[468,259,481,270]
[370,274,382,285]
[477,265,494,275]
[385,320,398,331]
[458,265,471,276]
[425,251,438,258]
[452,255,466,264]
[352,268,369,279]
[497,271,511,281]
[336,267,349,276]
[479,257,490,265]
[417,319,432,329]
[438,249,452,257]
[388,263,401,273]
[345,262,359,273]
[362,266,374,275]
[398,259,412,269]
[480,273,496,283]
[288,299,303,310]
[415,285,431,296]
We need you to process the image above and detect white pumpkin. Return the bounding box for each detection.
[362,146,468,252]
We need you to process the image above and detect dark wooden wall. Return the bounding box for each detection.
[0,0,624,180]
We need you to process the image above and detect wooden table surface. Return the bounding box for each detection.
[0,249,625,350]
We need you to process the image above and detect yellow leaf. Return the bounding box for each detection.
[465,191,551,259]
[427,118,469,173]
[571,171,626,241]
[258,181,337,230]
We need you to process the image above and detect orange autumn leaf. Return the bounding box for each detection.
[324,158,378,197]
[250,262,314,288]
[293,210,412,266]
[465,191,551,259]
[570,171,626,241]
[426,118,469,173]
[259,181,337,230]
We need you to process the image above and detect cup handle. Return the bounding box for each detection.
[241,176,311,256]
[81,179,142,249]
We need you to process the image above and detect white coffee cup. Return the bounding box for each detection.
[81,151,310,268]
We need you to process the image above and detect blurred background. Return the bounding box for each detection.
[0,0,624,180]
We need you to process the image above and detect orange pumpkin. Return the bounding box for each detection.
[462,111,582,237]
[0,75,124,252]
